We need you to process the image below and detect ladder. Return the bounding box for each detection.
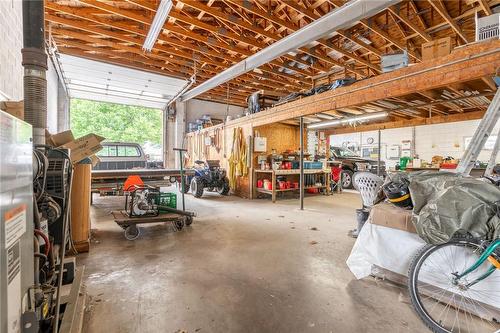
[455,88,500,175]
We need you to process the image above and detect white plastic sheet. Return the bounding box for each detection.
[346,221,500,310]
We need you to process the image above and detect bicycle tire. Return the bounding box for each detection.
[408,240,500,333]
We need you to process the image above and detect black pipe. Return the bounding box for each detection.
[23,0,45,50]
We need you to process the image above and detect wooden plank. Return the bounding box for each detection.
[70,164,91,249]
[225,39,499,128]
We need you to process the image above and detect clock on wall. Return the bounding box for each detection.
[367,137,374,144]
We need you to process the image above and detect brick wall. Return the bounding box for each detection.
[0,0,23,101]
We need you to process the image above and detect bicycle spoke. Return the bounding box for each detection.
[410,241,500,333]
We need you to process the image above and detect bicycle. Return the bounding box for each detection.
[408,237,500,333]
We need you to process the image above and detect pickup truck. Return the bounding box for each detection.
[330,146,387,189]
[94,142,162,170]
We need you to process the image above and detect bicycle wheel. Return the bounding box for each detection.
[408,240,500,333]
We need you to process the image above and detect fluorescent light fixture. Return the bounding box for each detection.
[307,111,388,129]
[142,0,173,52]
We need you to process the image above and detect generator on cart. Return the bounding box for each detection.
[190,160,230,198]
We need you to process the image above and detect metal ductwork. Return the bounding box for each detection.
[179,0,399,102]
[22,0,48,144]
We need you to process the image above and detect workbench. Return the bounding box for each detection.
[253,169,331,202]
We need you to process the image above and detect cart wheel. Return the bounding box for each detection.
[175,219,185,230]
[124,225,140,240]
[184,216,193,226]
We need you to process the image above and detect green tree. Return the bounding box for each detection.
[70,99,162,145]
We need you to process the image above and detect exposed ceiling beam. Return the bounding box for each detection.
[180,0,399,102]
[427,0,470,43]
[387,4,432,42]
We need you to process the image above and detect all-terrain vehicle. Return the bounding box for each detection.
[190,160,230,198]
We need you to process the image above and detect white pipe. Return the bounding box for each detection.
[180,0,399,102]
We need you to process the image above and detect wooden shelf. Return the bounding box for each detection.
[254,168,329,175]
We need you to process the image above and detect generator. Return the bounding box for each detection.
[0,111,35,333]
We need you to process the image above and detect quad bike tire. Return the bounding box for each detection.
[181,176,190,193]
[190,177,204,198]
[184,216,193,226]
[217,178,230,195]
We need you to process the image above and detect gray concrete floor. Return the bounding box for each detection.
[80,190,427,333]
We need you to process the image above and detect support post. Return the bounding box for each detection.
[484,127,500,177]
[456,89,500,175]
[377,129,381,176]
[300,117,304,210]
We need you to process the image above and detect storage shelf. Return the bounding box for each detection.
[256,185,327,194]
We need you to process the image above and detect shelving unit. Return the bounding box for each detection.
[254,169,331,203]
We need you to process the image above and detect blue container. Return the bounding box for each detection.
[304,161,323,169]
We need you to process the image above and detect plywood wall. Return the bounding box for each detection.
[184,122,254,198]
[253,123,301,167]
[184,122,306,199]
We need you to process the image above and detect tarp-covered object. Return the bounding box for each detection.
[409,171,500,244]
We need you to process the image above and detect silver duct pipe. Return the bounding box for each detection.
[22,0,48,145]
[179,0,399,102]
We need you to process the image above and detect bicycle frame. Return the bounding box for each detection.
[452,239,500,288]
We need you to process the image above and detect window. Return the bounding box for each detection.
[97,145,140,157]
[117,145,140,157]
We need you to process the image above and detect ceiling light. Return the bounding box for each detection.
[142,0,172,52]
[307,111,388,129]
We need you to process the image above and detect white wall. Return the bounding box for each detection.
[0,0,23,101]
[330,119,500,169]
[185,99,245,124]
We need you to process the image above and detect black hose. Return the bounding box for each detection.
[34,253,47,266]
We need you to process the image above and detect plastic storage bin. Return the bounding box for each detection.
[155,192,177,211]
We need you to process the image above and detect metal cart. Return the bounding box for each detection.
[111,209,194,240]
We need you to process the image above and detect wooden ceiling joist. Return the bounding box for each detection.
[46,0,490,110]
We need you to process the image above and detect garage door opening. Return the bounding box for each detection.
[70,98,163,168]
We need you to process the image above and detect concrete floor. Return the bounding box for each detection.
[80,190,427,333]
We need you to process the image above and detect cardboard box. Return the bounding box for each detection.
[370,202,416,234]
[422,37,452,61]
[46,129,105,164]
[0,101,24,120]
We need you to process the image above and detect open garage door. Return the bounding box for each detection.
[59,54,187,109]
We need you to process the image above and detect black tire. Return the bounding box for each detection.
[217,178,230,195]
[181,176,190,193]
[184,216,193,226]
[124,225,140,240]
[190,177,204,198]
[174,219,184,230]
[408,240,500,333]
[341,169,354,189]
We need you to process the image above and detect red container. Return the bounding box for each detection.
[307,188,318,194]
[278,181,287,190]
[286,181,291,189]
[257,180,264,188]
[440,163,458,169]
[293,182,299,189]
